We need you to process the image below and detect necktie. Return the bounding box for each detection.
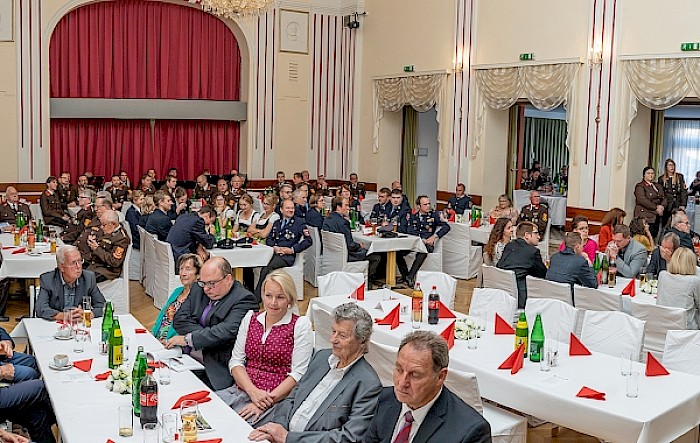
[199,301,215,327]
[393,411,414,443]
[281,219,288,231]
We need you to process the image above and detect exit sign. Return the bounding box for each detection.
[519,53,534,61]
[681,42,700,51]
[403,65,415,72]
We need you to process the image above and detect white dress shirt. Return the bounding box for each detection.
[228,310,313,382]
[391,388,443,443]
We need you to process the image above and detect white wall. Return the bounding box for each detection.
[415,108,439,202]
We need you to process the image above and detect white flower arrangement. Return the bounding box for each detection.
[106,366,133,395]
[454,318,483,340]
[640,279,658,295]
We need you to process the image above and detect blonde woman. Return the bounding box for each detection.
[657,247,700,329]
[233,193,260,233]
[248,193,280,240]
[489,194,518,224]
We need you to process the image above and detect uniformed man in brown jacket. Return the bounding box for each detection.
[0,186,32,225]
[517,190,549,239]
[75,210,130,281]
[57,172,78,210]
[40,176,69,227]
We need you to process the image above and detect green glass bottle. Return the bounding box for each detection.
[101,301,114,354]
[214,217,221,241]
[515,311,528,351]
[601,255,609,285]
[593,253,601,273]
[108,317,123,369]
[36,219,43,242]
[529,313,545,362]
[132,346,147,416]
[225,217,233,239]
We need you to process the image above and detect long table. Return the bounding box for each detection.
[20,315,263,443]
[351,232,426,287]
[309,293,700,443]
[0,233,60,282]
[596,277,656,313]
[209,244,273,282]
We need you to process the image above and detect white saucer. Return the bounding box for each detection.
[48,362,73,371]
[27,251,42,257]
[54,332,74,340]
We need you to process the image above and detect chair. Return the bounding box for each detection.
[404,238,444,273]
[481,265,518,299]
[536,218,552,259]
[663,330,700,376]
[441,222,482,279]
[310,304,333,351]
[286,252,305,301]
[121,220,141,281]
[317,272,365,297]
[630,301,687,358]
[303,226,322,287]
[469,288,518,326]
[580,310,645,360]
[366,340,399,387]
[152,239,182,309]
[29,203,43,222]
[525,298,579,345]
[526,276,573,305]
[416,271,457,309]
[138,226,156,294]
[97,243,131,315]
[120,201,132,215]
[573,285,622,311]
[320,231,369,282]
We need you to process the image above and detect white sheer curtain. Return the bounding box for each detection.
[662,120,700,179]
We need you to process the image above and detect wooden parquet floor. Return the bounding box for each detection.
[0,277,597,442]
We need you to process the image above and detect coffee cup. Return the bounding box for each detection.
[53,354,69,368]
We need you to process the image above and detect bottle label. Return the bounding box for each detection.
[140,391,158,407]
[428,300,439,310]
[515,336,528,351]
[412,297,422,311]
[112,345,123,366]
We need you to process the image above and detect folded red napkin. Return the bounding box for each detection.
[569,333,591,356]
[494,313,515,334]
[195,439,223,443]
[621,279,636,297]
[646,352,670,376]
[438,301,456,319]
[95,371,111,381]
[135,328,148,334]
[374,304,401,330]
[1,246,16,250]
[349,282,365,301]
[73,359,93,372]
[576,386,606,400]
[172,390,211,409]
[11,247,26,254]
[440,321,455,350]
[498,343,525,374]
[148,361,167,369]
[106,439,116,443]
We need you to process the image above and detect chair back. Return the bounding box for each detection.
[29,203,43,222]
[287,252,305,301]
[580,310,645,360]
[121,201,132,216]
[320,231,349,274]
[366,340,399,387]
[526,276,573,305]
[416,271,457,309]
[536,218,552,258]
[630,301,687,357]
[663,330,700,376]
[152,239,181,309]
[469,288,517,326]
[482,265,518,298]
[573,286,622,311]
[525,298,579,345]
[97,243,131,315]
[138,226,156,293]
[444,369,484,415]
[303,226,322,287]
[317,272,365,297]
[310,304,333,351]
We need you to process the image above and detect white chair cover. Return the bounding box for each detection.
[441,223,482,279]
[536,218,552,259]
[317,272,365,297]
[120,220,141,281]
[365,340,399,387]
[663,330,700,376]
[152,239,182,309]
[630,301,687,358]
[573,285,622,311]
[121,201,132,215]
[470,288,518,326]
[526,276,573,305]
[525,298,579,345]
[405,238,443,273]
[286,252,305,301]
[416,271,457,309]
[303,226,322,287]
[580,310,645,360]
[138,226,156,295]
[29,203,43,222]
[482,265,518,299]
[97,243,131,315]
[310,304,333,351]
[320,231,368,281]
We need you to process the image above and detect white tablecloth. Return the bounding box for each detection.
[208,244,274,268]
[20,315,263,443]
[513,190,567,226]
[309,294,700,443]
[596,277,656,313]
[351,232,427,255]
[0,233,59,279]
[470,224,493,245]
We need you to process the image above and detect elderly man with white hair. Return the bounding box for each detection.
[75,209,130,282]
[36,245,106,321]
[0,186,32,225]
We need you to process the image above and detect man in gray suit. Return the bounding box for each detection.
[607,224,648,278]
[249,303,382,443]
[171,256,258,390]
[36,245,106,321]
[363,331,492,443]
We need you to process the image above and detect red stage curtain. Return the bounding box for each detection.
[49,0,241,100]
[50,119,155,181]
[153,120,240,178]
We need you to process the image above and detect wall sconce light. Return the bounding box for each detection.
[590,42,603,66]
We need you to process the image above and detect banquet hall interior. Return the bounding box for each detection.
[3,0,700,441]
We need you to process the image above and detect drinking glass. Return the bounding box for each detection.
[161,413,178,443]
[639,267,648,286]
[467,329,478,350]
[159,360,171,385]
[370,217,378,235]
[180,400,199,443]
[118,405,133,437]
[626,371,639,398]
[621,353,632,376]
[123,337,130,361]
[73,329,88,353]
[549,333,559,367]
[540,346,552,372]
[142,422,159,443]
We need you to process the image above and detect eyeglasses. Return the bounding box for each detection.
[197,276,226,289]
[531,231,540,236]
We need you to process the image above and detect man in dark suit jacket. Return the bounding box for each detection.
[546,232,597,291]
[35,245,106,321]
[497,221,547,308]
[166,206,216,271]
[670,212,695,250]
[363,331,491,443]
[144,190,173,241]
[648,232,679,278]
[171,257,258,390]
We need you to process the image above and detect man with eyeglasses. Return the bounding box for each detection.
[517,190,549,240]
[40,176,70,227]
[56,172,78,210]
[669,212,695,251]
[171,257,258,390]
[497,221,548,308]
[75,210,130,282]
[36,245,105,321]
[63,195,110,244]
[606,224,648,279]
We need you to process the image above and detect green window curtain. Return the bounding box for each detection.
[650,110,665,170]
[402,106,418,204]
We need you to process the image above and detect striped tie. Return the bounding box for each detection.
[393,411,414,443]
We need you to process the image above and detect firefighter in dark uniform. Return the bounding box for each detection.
[62,193,98,244]
[75,210,130,282]
[517,190,549,239]
[397,195,451,288]
[0,186,32,225]
[193,174,215,201]
[447,183,472,215]
[254,199,312,303]
[40,176,69,227]
[348,173,366,198]
[57,173,79,210]
[108,175,129,210]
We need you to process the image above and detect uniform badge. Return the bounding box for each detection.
[113,246,125,260]
[542,213,547,222]
[84,219,91,226]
